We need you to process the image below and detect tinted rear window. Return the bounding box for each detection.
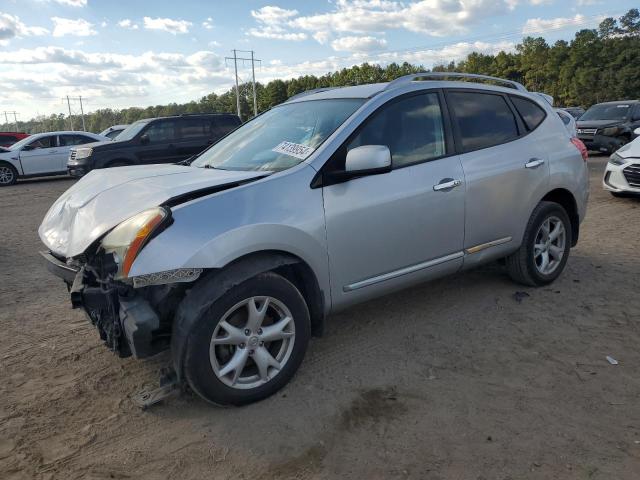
[511,96,546,131]
[447,91,519,152]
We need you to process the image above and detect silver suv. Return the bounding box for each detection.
[40,73,590,406]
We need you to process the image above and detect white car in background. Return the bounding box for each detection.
[99,124,129,140]
[0,131,108,186]
[603,127,640,197]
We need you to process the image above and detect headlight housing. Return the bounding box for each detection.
[609,153,626,166]
[599,126,622,137]
[73,147,93,160]
[101,207,170,279]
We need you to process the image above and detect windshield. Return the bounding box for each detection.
[114,120,149,141]
[8,135,37,151]
[191,99,365,171]
[580,104,631,121]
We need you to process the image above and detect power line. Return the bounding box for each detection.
[225,49,261,118]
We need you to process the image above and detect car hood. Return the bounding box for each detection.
[39,164,268,258]
[576,120,624,129]
[615,138,640,159]
[76,139,128,151]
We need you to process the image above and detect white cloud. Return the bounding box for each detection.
[251,6,299,24]
[52,17,96,37]
[202,17,213,29]
[143,17,192,34]
[331,35,387,52]
[0,13,48,44]
[117,19,139,30]
[248,5,307,41]
[529,0,553,5]
[522,14,598,34]
[52,0,88,6]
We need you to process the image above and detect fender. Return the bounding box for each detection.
[170,252,301,381]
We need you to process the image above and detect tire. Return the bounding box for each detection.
[0,162,18,186]
[184,272,310,406]
[506,201,572,287]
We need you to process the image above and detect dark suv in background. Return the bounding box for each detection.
[577,100,640,154]
[67,113,241,177]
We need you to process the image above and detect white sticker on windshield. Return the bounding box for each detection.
[272,141,315,160]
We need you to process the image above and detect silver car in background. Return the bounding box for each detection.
[40,73,590,406]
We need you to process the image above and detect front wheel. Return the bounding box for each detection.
[506,201,572,287]
[0,163,18,186]
[183,272,310,406]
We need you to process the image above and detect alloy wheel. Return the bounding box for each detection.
[209,296,295,389]
[533,215,566,275]
[0,166,14,185]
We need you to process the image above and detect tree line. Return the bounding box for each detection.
[4,8,639,134]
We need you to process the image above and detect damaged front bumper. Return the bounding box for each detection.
[40,250,171,359]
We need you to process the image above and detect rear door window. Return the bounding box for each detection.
[59,134,96,146]
[511,96,546,131]
[347,92,446,168]
[181,118,207,139]
[211,117,240,137]
[144,120,178,143]
[447,91,519,152]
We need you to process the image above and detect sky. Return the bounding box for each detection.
[0,0,635,121]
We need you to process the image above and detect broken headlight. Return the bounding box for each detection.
[101,207,170,279]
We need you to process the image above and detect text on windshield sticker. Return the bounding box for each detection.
[272,141,315,160]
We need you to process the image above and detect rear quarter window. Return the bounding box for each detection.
[511,96,547,131]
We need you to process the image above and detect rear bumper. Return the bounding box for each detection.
[41,250,165,358]
[578,134,626,154]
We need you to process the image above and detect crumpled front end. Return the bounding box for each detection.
[42,248,194,358]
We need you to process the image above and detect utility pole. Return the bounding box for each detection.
[251,50,257,117]
[79,95,86,131]
[225,50,261,120]
[66,95,74,131]
[1,111,19,131]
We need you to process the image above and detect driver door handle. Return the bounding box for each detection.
[525,158,545,169]
[433,179,462,191]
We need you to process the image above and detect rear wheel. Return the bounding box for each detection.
[506,201,572,286]
[184,272,310,406]
[0,163,18,186]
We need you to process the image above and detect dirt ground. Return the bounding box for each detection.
[1,155,639,480]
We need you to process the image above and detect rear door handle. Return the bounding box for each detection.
[433,179,462,191]
[525,158,545,169]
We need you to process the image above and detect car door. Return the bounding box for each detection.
[18,135,62,175]
[58,134,98,170]
[445,90,550,258]
[176,117,210,158]
[137,119,181,164]
[321,91,465,307]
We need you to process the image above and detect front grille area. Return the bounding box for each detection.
[623,164,640,187]
[69,150,77,161]
[578,128,598,136]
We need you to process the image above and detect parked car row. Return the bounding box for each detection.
[0,113,241,186]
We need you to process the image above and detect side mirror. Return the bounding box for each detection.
[634,127,640,136]
[21,144,33,151]
[140,134,150,145]
[345,145,391,174]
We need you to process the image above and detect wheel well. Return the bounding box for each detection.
[0,160,19,176]
[541,188,579,246]
[217,250,325,337]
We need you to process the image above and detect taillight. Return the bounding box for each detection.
[571,137,588,162]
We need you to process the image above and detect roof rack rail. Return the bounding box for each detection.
[385,72,527,92]
[286,86,340,102]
